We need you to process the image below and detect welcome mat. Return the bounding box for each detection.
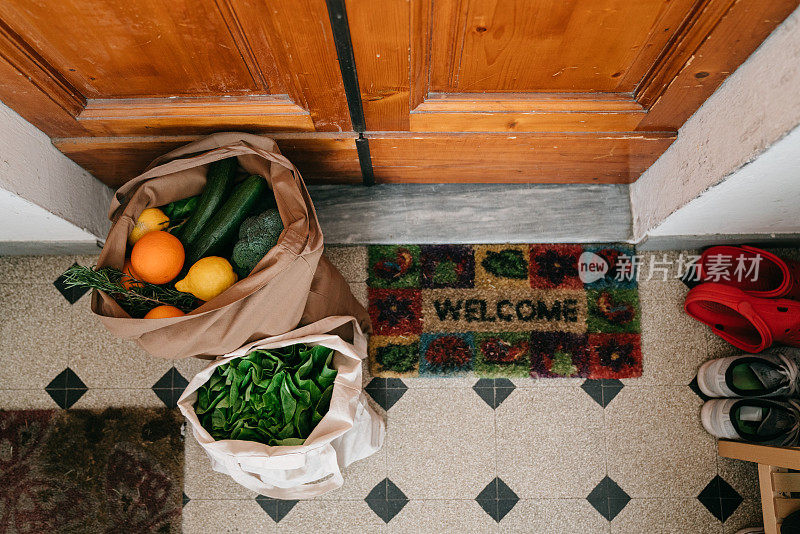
[367,244,642,379]
[0,408,183,533]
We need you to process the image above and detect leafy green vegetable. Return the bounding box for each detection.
[194,344,337,445]
[60,264,197,317]
[231,209,284,277]
[163,196,199,221]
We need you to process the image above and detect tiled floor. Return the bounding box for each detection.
[0,248,761,533]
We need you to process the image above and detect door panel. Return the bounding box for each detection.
[366,132,675,183]
[348,0,797,183]
[427,0,697,94]
[0,1,258,98]
[54,134,362,187]
[0,0,350,138]
[349,0,798,133]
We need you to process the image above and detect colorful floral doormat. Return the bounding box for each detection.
[368,244,642,379]
[0,408,183,533]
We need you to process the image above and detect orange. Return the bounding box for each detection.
[144,305,185,319]
[130,230,185,284]
[120,259,142,290]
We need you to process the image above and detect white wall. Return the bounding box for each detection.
[0,100,113,248]
[0,188,102,255]
[648,124,800,237]
[631,5,800,241]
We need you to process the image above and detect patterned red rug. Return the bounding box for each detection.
[367,244,642,379]
[0,408,183,533]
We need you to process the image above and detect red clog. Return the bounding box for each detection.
[696,245,800,299]
[685,283,800,353]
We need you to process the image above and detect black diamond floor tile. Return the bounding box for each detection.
[473,378,516,409]
[255,495,298,523]
[365,478,408,523]
[586,476,631,521]
[151,367,189,408]
[53,263,89,304]
[45,367,88,409]
[365,378,408,411]
[476,477,519,522]
[697,475,743,522]
[689,375,711,401]
[581,379,624,408]
[182,493,190,507]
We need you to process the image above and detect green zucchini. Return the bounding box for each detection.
[177,157,237,245]
[185,175,268,266]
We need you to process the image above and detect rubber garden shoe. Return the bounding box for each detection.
[695,245,800,299]
[697,347,800,398]
[701,398,800,446]
[685,283,800,353]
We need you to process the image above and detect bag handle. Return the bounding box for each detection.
[231,444,345,499]
[236,453,305,471]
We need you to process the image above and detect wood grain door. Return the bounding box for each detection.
[347,0,798,182]
[0,0,362,185]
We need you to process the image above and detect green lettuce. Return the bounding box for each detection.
[194,344,337,446]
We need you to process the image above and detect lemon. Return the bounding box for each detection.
[175,257,238,301]
[128,208,170,245]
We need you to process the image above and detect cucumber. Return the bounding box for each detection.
[177,157,237,245]
[185,175,268,267]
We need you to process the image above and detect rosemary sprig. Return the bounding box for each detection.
[61,265,197,318]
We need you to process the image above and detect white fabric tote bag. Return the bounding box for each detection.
[177,316,385,499]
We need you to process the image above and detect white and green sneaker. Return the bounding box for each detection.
[697,347,800,398]
[701,398,800,446]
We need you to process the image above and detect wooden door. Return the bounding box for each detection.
[0,0,795,186]
[346,0,798,183]
[0,0,362,185]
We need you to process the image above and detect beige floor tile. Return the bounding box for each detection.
[496,387,605,499]
[326,246,367,283]
[664,498,722,534]
[722,498,762,534]
[389,500,498,534]
[318,444,387,500]
[69,296,174,388]
[528,377,586,388]
[276,499,385,533]
[717,457,759,502]
[401,377,476,389]
[0,389,59,409]
[70,388,164,409]
[605,386,716,498]
[705,329,740,360]
[183,432,259,499]
[386,388,495,499]
[182,499,275,533]
[637,250,699,282]
[500,499,609,534]
[0,254,80,283]
[613,498,721,534]
[610,499,667,534]
[622,280,709,386]
[349,281,368,308]
[173,356,212,382]
[0,283,73,389]
[72,253,101,266]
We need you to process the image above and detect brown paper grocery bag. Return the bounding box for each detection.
[91,132,368,359]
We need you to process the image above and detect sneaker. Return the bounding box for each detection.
[697,347,800,398]
[701,398,800,446]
